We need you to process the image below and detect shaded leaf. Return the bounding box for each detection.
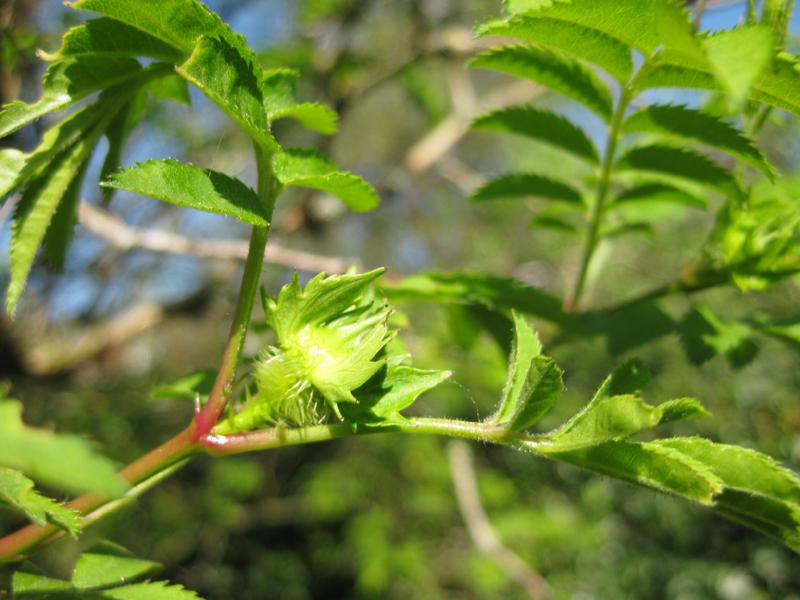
[470,173,582,205]
[679,304,758,368]
[151,370,217,401]
[382,271,573,327]
[43,156,90,272]
[273,149,379,212]
[72,545,161,590]
[610,183,706,211]
[477,16,633,81]
[104,159,269,226]
[270,102,338,135]
[622,104,773,176]
[615,144,740,196]
[469,45,613,120]
[0,467,81,535]
[530,213,581,235]
[471,105,598,162]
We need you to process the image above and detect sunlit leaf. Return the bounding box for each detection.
[0,468,81,535]
[104,159,269,226]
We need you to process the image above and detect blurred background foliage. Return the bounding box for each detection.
[1,0,799,598]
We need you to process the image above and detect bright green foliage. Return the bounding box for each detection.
[220,270,391,427]
[104,159,270,226]
[340,355,452,425]
[13,542,203,598]
[0,390,126,496]
[470,173,582,205]
[0,468,81,535]
[469,45,613,119]
[217,270,448,429]
[491,312,563,432]
[503,0,693,56]
[177,34,277,151]
[494,338,800,550]
[471,106,599,163]
[273,149,379,212]
[477,17,633,81]
[703,26,773,107]
[8,130,101,315]
[41,17,185,63]
[622,104,773,176]
[0,55,144,138]
[0,148,29,201]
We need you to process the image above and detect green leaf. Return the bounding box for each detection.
[469,45,613,120]
[652,438,800,550]
[12,572,74,596]
[477,16,633,81]
[273,148,379,212]
[491,312,562,431]
[343,361,452,424]
[103,581,203,599]
[543,394,707,452]
[147,73,192,106]
[8,130,100,315]
[703,25,773,107]
[600,221,654,240]
[0,467,81,535]
[679,304,758,368]
[177,35,277,152]
[622,105,773,176]
[41,18,184,63]
[270,102,339,135]
[99,100,136,205]
[581,301,678,355]
[503,0,695,57]
[43,156,90,272]
[104,159,269,226]
[0,396,127,496]
[470,173,582,205]
[530,213,581,234]
[615,144,740,196]
[550,439,725,505]
[593,358,652,399]
[72,545,161,590]
[68,0,229,57]
[610,183,706,212]
[0,55,143,139]
[381,271,572,327]
[0,148,28,202]
[471,105,598,163]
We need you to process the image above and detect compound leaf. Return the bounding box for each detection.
[471,105,598,163]
[104,159,269,226]
[469,44,613,120]
[273,148,379,212]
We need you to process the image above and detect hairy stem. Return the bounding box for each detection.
[193,143,279,438]
[568,87,632,311]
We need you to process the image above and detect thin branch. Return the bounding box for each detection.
[406,80,541,174]
[448,441,552,600]
[78,202,352,274]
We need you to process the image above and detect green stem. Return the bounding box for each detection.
[0,143,281,563]
[568,87,632,311]
[194,143,279,438]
